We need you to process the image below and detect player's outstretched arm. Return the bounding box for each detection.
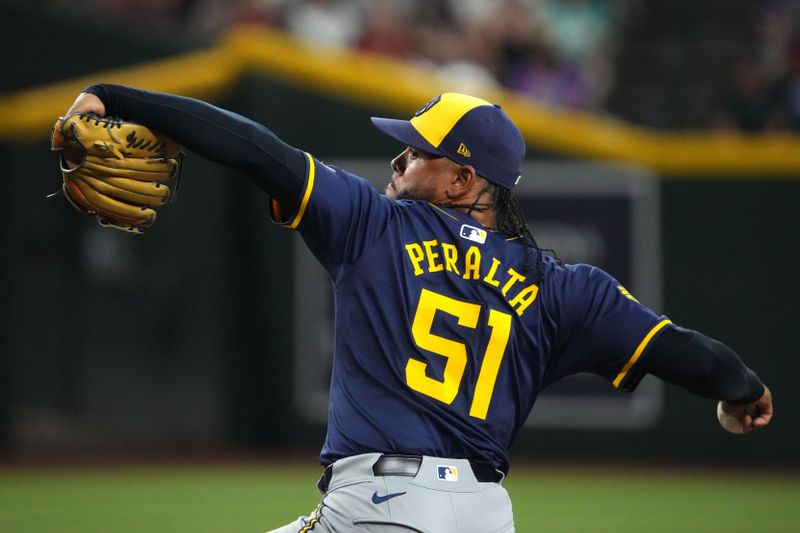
[59,85,307,206]
[641,325,773,433]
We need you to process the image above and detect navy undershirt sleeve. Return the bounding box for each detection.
[632,325,764,404]
[84,84,306,206]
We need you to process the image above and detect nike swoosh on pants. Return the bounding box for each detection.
[371,491,407,504]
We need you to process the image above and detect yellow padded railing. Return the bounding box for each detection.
[2,24,799,177]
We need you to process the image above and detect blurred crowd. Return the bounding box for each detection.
[268,0,629,110]
[45,0,632,111]
[717,0,800,132]
[36,0,800,131]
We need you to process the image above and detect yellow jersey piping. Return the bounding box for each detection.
[427,202,460,221]
[285,152,316,229]
[613,319,672,388]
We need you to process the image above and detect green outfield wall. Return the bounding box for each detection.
[1,6,797,465]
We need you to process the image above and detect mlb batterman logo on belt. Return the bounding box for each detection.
[437,465,458,481]
[370,93,525,189]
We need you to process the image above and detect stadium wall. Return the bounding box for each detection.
[0,14,796,465]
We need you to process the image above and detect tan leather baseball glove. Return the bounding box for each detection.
[51,113,183,234]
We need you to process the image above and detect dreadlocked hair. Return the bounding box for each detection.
[491,185,560,282]
[436,183,561,283]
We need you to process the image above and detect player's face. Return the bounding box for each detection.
[385,147,459,202]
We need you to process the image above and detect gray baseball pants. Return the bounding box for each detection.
[265,453,515,533]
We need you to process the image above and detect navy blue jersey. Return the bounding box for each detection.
[272,154,669,472]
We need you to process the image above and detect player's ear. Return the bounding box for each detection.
[445,163,478,202]
[452,164,477,189]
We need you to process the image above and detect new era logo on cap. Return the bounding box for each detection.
[456,143,471,157]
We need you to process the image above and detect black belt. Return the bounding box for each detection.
[318,454,503,493]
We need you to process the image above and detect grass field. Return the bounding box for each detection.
[0,461,798,532]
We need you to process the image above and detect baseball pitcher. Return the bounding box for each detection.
[56,87,773,533]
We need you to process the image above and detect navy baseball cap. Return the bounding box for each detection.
[371,93,525,189]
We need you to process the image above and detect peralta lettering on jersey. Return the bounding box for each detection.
[404,240,539,316]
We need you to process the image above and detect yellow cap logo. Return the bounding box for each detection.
[410,93,491,148]
[456,143,471,157]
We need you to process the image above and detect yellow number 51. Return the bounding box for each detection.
[405,288,512,420]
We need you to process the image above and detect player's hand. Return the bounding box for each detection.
[721,385,773,434]
[65,92,106,117]
[53,92,107,149]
